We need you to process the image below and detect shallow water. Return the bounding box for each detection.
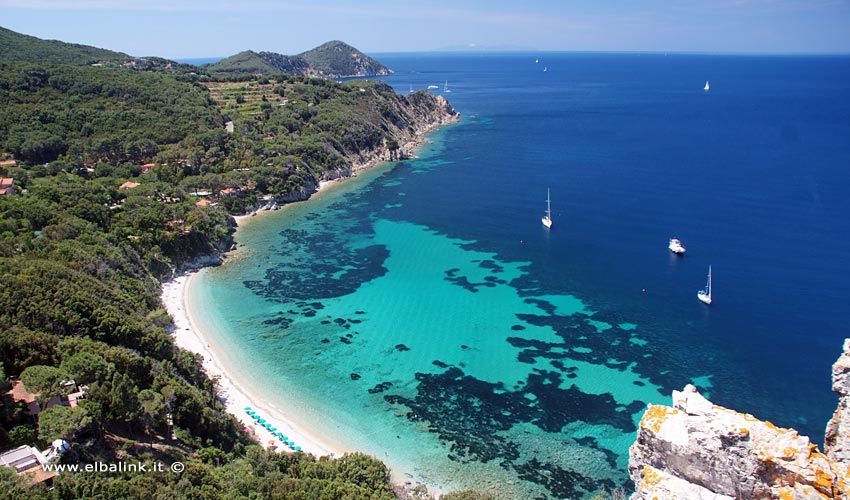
[195,53,850,498]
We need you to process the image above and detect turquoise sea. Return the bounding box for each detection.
[191,53,850,499]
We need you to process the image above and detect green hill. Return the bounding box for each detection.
[0,25,129,65]
[206,41,392,78]
[204,50,279,74]
[298,40,392,77]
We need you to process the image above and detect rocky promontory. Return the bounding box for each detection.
[629,342,850,499]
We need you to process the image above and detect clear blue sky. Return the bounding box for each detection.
[1,0,849,58]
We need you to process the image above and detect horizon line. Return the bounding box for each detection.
[172,49,850,61]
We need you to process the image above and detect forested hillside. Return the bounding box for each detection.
[206,40,392,78]
[298,40,393,77]
[0,26,459,500]
[0,26,128,66]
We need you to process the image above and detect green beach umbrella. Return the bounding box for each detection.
[294,446,301,451]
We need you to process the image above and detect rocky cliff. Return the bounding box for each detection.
[825,340,850,464]
[629,342,850,500]
[322,92,458,183]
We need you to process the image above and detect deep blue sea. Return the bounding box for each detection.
[193,53,850,499]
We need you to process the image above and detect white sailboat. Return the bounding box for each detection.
[409,84,414,94]
[541,189,552,229]
[443,80,452,93]
[704,80,710,92]
[697,265,712,305]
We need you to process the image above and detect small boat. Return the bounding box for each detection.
[543,66,548,72]
[668,238,686,255]
[541,188,553,229]
[409,84,414,94]
[535,58,539,63]
[704,80,710,92]
[427,84,439,89]
[443,80,452,93]
[697,265,712,305]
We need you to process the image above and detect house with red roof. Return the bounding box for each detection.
[0,178,14,196]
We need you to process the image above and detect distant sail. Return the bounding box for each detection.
[704,80,710,92]
[541,189,552,229]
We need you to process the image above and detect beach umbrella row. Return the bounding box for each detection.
[243,408,302,452]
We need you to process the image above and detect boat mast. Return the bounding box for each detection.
[546,188,551,219]
[707,266,712,299]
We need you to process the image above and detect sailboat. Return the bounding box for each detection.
[409,84,414,94]
[443,80,452,93]
[541,189,552,229]
[704,80,710,92]
[697,265,712,305]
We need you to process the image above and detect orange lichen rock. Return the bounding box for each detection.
[629,379,850,500]
[640,404,681,434]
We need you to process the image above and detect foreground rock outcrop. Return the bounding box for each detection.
[825,339,850,464]
[629,341,850,499]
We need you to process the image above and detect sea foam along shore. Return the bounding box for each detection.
[162,270,347,458]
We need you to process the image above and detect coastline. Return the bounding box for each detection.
[161,115,458,495]
[233,100,458,226]
[162,271,347,458]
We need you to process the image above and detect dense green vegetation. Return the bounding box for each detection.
[0,60,449,216]
[0,26,458,500]
[206,50,283,75]
[298,41,392,77]
[1,449,398,500]
[0,26,128,66]
[207,41,391,78]
[0,62,220,165]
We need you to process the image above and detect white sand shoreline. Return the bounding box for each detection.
[161,116,458,496]
[162,271,348,459]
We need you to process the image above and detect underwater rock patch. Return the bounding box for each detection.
[368,381,394,394]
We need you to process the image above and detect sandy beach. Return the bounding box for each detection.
[160,119,457,495]
[161,149,437,459]
[162,271,348,458]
